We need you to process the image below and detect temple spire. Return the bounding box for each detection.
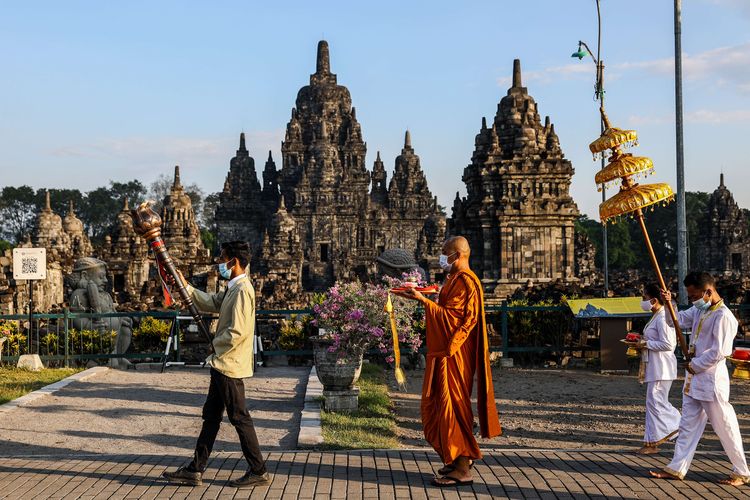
[316,40,330,74]
[512,59,522,88]
[239,132,247,152]
[268,150,273,161]
[123,197,129,211]
[404,129,411,148]
[68,200,75,215]
[173,165,182,189]
[44,190,51,211]
[720,172,725,187]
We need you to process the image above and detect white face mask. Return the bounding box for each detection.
[640,299,654,312]
[693,293,711,311]
[438,252,457,271]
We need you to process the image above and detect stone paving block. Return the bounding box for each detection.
[2,449,750,498]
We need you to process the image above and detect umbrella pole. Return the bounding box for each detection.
[635,209,690,358]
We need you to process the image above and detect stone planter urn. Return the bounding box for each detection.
[311,334,363,412]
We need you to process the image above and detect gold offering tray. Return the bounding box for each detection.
[620,339,640,357]
[728,357,750,380]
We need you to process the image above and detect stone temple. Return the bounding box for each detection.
[697,174,750,276]
[215,40,445,304]
[449,59,580,299]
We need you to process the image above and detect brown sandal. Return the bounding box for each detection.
[437,461,473,476]
[649,469,682,481]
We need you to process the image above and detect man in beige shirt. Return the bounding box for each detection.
[163,241,269,488]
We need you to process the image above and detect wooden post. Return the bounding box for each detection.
[635,209,690,358]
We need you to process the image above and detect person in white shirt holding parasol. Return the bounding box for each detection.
[635,283,681,455]
[649,271,749,486]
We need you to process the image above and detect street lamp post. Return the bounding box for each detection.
[674,0,688,304]
[572,0,609,297]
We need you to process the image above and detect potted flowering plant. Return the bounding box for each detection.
[311,271,424,392]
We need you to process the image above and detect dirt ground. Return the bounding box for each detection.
[391,367,750,452]
[0,366,308,456]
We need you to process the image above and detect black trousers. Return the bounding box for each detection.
[188,368,266,474]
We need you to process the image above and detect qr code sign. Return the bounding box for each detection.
[13,247,46,279]
[21,257,38,275]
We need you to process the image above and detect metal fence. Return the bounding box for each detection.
[2,302,750,367]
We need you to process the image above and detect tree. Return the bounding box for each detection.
[78,180,147,243]
[575,214,638,270]
[626,191,709,271]
[33,188,84,216]
[148,174,204,219]
[0,186,37,243]
[199,192,221,229]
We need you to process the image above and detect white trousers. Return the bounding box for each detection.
[665,393,750,480]
[644,380,681,445]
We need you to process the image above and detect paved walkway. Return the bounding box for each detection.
[0,449,747,499]
[0,366,308,455]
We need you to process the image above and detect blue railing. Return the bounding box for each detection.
[2,302,749,366]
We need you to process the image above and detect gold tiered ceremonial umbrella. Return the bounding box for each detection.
[591,112,690,359]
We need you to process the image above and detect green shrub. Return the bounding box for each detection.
[67,329,116,355]
[0,320,25,356]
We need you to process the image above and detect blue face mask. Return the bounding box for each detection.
[218,261,232,280]
[692,292,711,311]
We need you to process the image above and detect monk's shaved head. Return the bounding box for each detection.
[443,236,471,256]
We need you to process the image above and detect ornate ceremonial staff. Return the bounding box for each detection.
[130,201,214,353]
[590,112,690,360]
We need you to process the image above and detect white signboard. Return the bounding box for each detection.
[12,248,47,280]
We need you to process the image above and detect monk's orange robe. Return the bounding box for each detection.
[421,268,502,464]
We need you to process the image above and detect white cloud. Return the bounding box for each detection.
[504,42,750,94]
[685,109,750,123]
[619,42,750,89]
[50,130,284,166]
[497,63,591,87]
[707,0,750,19]
[628,108,750,125]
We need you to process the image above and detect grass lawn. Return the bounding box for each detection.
[0,367,82,405]
[320,362,399,449]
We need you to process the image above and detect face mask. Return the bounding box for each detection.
[218,261,232,280]
[439,252,457,271]
[640,299,654,312]
[693,293,711,311]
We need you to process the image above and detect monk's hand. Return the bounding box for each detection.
[394,287,425,303]
[660,289,672,304]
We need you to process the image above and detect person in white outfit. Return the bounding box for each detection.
[635,283,681,455]
[649,272,749,487]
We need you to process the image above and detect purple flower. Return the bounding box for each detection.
[347,309,364,321]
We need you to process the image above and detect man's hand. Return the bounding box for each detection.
[165,269,185,288]
[392,287,426,304]
[660,289,672,304]
[686,363,696,375]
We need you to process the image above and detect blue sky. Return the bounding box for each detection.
[1,0,748,219]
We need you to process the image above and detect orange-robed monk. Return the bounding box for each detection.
[395,236,502,487]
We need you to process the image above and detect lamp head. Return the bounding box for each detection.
[571,41,589,60]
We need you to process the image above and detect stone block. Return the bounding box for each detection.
[323,387,360,412]
[499,358,514,368]
[17,354,44,371]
